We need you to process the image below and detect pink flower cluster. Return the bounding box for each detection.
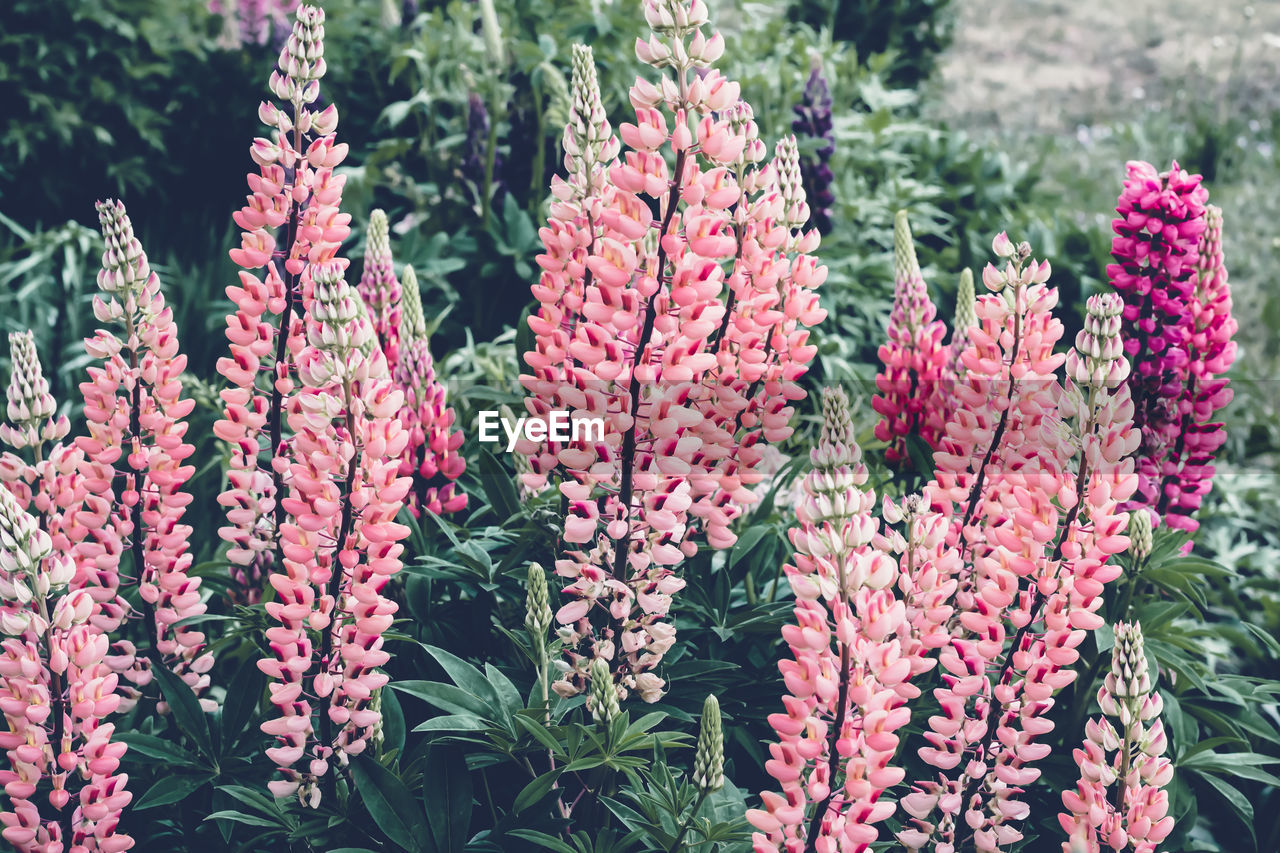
[216,5,412,806]
[1059,621,1174,852]
[873,211,949,465]
[0,336,133,853]
[76,200,212,709]
[753,236,1144,852]
[259,260,411,806]
[356,211,402,369]
[1107,161,1235,533]
[518,0,826,703]
[747,388,948,852]
[215,2,348,601]
[392,266,467,517]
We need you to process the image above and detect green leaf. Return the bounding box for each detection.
[513,713,562,754]
[1192,770,1256,849]
[151,662,215,762]
[350,756,431,853]
[505,829,576,853]
[424,744,473,853]
[477,449,521,520]
[391,680,492,717]
[484,663,522,717]
[134,773,211,810]
[114,731,201,767]
[512,769,563,814]
[204,810,285,830]
[219,656,264,746]
[420,644,501,706]
[381,686,407,757]
[727,525,771,570]
[905,434,936,478]
[412,714,491,733]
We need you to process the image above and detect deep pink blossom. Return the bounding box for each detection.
[392,267,466,517]
[356,210,402,369]
[873,210,949,465]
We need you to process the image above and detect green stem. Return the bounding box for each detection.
[667,789,710,853]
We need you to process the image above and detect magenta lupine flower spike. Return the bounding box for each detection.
[215,2,350,601]
[1106,161,1209,522]
[1155,203,1236,533]
[900,238,1138,851]
[873,210,949,466]
[1058,621,1174,852]
[258,260,412,807]
[356,210,402,369]
[0,471,134,853]
[392,266,466,517]
[748,387,913,853]
[76,200,212,710]
[518,1,827,704]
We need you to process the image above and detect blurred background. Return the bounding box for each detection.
[2,0,1279,848]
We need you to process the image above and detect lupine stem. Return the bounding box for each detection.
[611,145,688,584]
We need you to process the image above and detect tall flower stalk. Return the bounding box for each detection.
[356,210,402,370]
[0,336,134,853]
[747,387,913,852]
[1106,161,1234,534]
[901,257,1138,851]
[518,0,827,704]
[753,236,1144,852]
[258,260,411,806]
[78,200,212,706]
[216,3,349,601]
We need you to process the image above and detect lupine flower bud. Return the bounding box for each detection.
[589,658,620,725]
[477,0,504,68]
[1069,292,1129,388]
[693,694,724,792]
[1,331,65,449]
[1128,510,1152,564]
[462,93,501,207]
[941,267,977,416]
[525,563,553,643]
[0,487,49,582]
